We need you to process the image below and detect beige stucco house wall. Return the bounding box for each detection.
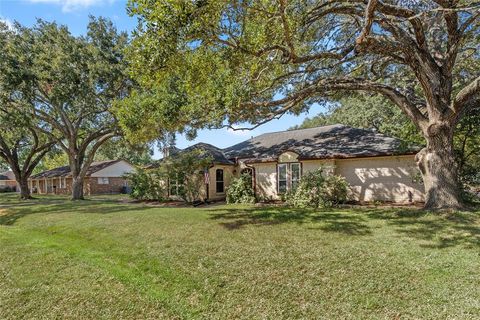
[246,152,424,203]
[207,164,235,201]
[249,162,277,201]
[335,155,424,203]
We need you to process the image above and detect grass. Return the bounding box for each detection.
[0,194,479,319]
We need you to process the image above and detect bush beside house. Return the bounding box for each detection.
[0,186,16,193]
[286,168,349,208]
[126,168,166,201]
[226,174,256,204]
[127,149,214,204]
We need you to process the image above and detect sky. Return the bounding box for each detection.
[0,0,327,158]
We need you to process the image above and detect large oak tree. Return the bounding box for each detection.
[0,21,55,199]
[118,0,480,209]
[0,112,54,199]
[294,93,479,187]
[9,18,130,200]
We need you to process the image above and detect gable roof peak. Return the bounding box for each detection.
[30,159,125,179]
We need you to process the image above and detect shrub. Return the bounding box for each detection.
[0,186,14,193]
[160,149,213,203]
[322,175,350,207]
[226,174,256,204]
[285,168,349,208]
[126,168,166,201]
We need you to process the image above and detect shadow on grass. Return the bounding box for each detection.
[208,206,480,248]
[0,197,149,226]
[363,208,480,249]
[209,207,372,235]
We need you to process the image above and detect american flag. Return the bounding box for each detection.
[204,169,210,185]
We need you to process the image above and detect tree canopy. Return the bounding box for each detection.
[0,21,55,198]
[293,94,422,145]
[119,0,480,209]
[294,93,479,186]
[6,17,130,199]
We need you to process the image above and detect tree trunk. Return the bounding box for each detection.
[18,177,32,200]
[71,176,85,200]
[416,123,464,210]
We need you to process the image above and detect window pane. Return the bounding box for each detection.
[278,164,287,180]
[291,163,300,180]
[279,181,287,193]
[291,180,299,190]
[216,169,224,193]
[216,169,224,182]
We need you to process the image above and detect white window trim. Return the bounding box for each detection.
[291,163,301,190]
[169,176,181,197]
[98,177,109,185]
[277,162,301,193]
[277,163,288,194]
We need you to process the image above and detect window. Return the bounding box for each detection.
[277,164,288,193]
[98,177,109,185]
[291,163,301,190]
[169,175,184,197]
[216,169,224,193]
[59,177,66,189]
[169,178,179,196]
[277,163,301,193]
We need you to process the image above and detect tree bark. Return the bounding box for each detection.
[416,123,463,210]
[71,176,85,200]
[18,177,32,200]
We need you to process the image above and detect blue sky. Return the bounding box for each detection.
[0,0,327,158]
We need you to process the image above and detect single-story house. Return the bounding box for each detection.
[29,160,135,195]
[0,171,18,191]
[160,124,425,203]
[147,143,236,201]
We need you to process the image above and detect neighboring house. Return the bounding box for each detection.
[29,160,135,195]
[0,171,18,191]
[159,124,425,203]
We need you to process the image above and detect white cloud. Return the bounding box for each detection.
[27,0,115,12]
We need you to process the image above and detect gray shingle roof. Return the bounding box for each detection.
[0,171,15,180]
[146,143,234,169]
[183,143,234,165]
[31,160,122,179]
[223,124,419,161]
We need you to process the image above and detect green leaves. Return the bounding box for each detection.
[226,174,256,204]
[159,149,212,203]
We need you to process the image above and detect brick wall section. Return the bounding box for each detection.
[87,177,127,195]
[0,180,18,191]
[55,178,72,195]
[4,181,17,188]
[30,177,127,195]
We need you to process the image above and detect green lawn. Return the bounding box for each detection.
[0,194,479,319]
